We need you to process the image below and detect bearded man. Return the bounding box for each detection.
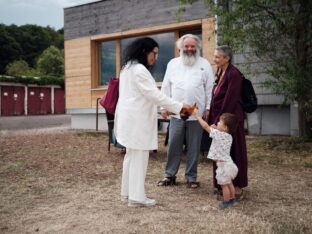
[157,34,214,188]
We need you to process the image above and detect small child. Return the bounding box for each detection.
[192,109,239,209]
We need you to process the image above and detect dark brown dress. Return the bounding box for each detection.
[208,63,248,189]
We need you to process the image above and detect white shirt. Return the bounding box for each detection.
[207,128,233,162]
[161,57,214,120]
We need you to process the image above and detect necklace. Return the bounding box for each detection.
[214,71,225,95]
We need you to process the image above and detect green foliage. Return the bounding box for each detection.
[37,46,64,76]
[0,75,64,88]
[0,24,22,74]
[45,26,64,49]
[178,0,312,137]
[5,60,29,76]
[0,24,64,75]
[24,68,41,77]
[8,25,52,67]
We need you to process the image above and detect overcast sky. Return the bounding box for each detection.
[0,0,99,30]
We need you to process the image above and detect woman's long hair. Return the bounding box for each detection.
[121,37,158,70]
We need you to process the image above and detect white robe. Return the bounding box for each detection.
[114,62,182,150]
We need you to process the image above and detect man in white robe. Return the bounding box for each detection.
[158,34,214,188]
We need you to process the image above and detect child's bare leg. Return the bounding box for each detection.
[221,185,231,201]
[228,182,235,199]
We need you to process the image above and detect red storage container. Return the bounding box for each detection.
[27,87,51,115]
[54,88,65,114]
[1,86,25,116]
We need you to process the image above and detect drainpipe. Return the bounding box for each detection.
[0,85,1,116]
[51,86,55,114]
[96,98,101,131]
[259,106,263,135]
[24,85,28,115]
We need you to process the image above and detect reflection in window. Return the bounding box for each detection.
[99,30,203,86]
[100,41,116,86]
[120,32,174,82]
[179,29,202,56]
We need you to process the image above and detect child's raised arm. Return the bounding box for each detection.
[192,108,211,133]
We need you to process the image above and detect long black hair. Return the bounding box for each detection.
[121,37,159,70]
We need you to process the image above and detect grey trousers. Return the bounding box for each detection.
[165,118,203,182]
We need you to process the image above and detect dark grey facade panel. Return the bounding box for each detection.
[64,0,212,40]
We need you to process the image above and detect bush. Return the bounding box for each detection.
[5,60,29,76]
[0,75,64,88]
[24,68,41,77]
[37,46,64,76]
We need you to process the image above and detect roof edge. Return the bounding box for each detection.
[63,0,103,10]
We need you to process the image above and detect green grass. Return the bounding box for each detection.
[247,136,312,168]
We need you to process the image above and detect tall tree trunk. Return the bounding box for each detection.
[298,100,312,138]
[307,120,312,138]
[298,101,305,137]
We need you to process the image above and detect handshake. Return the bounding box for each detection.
[180,103,198,121]
[160,103,198,121]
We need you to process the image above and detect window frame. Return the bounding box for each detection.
[90,19,212,90]
[98,40,118,86]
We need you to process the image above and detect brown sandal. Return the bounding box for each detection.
[187,181,200,189]
[157,177,176,186]
[235,189,245,201]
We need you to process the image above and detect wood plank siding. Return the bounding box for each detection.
[202,18,216,68]
[65,37,92,108]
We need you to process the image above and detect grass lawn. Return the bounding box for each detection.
[0,130,311,233]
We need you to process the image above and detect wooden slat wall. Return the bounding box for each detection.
[202,18,216,70]
[116,39,121,78]
[91,41,99,89]
[174,31,180,57]
[91,90,105,108]
[91,19,202,41]
[65,37,92,109]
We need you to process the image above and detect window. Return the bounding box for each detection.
[98,29,202,86]
[120,32,175,82]
[99,40,116,86]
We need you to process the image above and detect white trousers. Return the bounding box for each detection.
[121,148,149,202]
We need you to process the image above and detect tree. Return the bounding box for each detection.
[1,24,64,72]
[5,60,29,76]
[45,26,64,49]
[16,24,52,67]
[37,46,64,76]
[0,24,21,74]
[178,0,312,137]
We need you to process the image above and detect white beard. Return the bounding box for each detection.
[180,49,200,66]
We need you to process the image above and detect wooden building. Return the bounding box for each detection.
[64,0,299,135]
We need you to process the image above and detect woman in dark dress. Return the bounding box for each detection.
[208,45,247,199]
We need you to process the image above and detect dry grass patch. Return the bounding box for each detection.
[0,131,311,233]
